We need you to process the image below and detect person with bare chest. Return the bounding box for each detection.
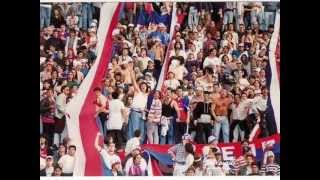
[212,89,233,143]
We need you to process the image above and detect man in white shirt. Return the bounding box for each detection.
[230,94,252,142]
[95,132,122,176]
[54,85,69,147]
[58,145,76,176]
[203,48,221,72]
[164,71,181,90]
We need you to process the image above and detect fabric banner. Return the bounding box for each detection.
[267,10,280,133]
[65,2,121,176]
[142,134,280,168]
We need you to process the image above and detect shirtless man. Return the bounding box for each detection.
[120,61,133,85]
[211,84,221,102]
[212,89,233,143]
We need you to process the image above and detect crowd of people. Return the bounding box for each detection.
[40,2,280,176]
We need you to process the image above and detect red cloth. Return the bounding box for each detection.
[144,3,153,15]
[177,13,187,25]
[125,2,135,10]
[177,98,188,122]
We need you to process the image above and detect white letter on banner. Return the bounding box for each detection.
[221,146,235,161]
[261,140,275,151]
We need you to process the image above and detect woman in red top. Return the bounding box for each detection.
[177,8,187,26]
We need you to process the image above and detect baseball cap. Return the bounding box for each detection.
[46,155,53,160]
[128,23,134,27]
[208,135,217,144]
[182,133,192,140]
[158,23,166,28]
[145,72,152,77]
[265,150,275,157]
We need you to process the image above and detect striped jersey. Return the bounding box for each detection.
[260,163,280,176]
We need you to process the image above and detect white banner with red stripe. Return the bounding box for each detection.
[65,2,120,176]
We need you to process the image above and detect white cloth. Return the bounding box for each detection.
[173,154,194,176]
[230,100,251,120]
[203,56,221,68]
[58,154,75,173]
[45,167,54,176]
[131,92,148,110]
[125,137,140,156]
[99,149,121,169]
[169,65,188,81]
[164,79,181,90]
[40,157,46,170]
[107,99,125,130]
[239,78,250,90]
[55,93,67,119]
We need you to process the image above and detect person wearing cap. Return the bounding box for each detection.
[172,31,186,51]
[168,134,194,170]
[148,23,169,46]
[171,141,195,176]
[40,155,55,176]
[202,135,219,158]
[260,150,280,176]
[111,161,123,176]
[193,90,215,144]
[203,146,219,176]
[94,132,122,176]
[213,151,230,175]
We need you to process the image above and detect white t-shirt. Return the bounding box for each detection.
[164,79,181,90]
[99,149,121,169]
[138,56,152,71]
[238,78,250,90]
[58,154,75,173]
[125,137,140,156]
[169,65,188,81]
[169,50,187,59]
[203,56,221,68]
[40,157,46,170]
[131,92,148,110]
[107,99,125,130]
[230,101,251,120]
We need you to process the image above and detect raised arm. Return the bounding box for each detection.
[94,132,102,152]
[130,69,140,93]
